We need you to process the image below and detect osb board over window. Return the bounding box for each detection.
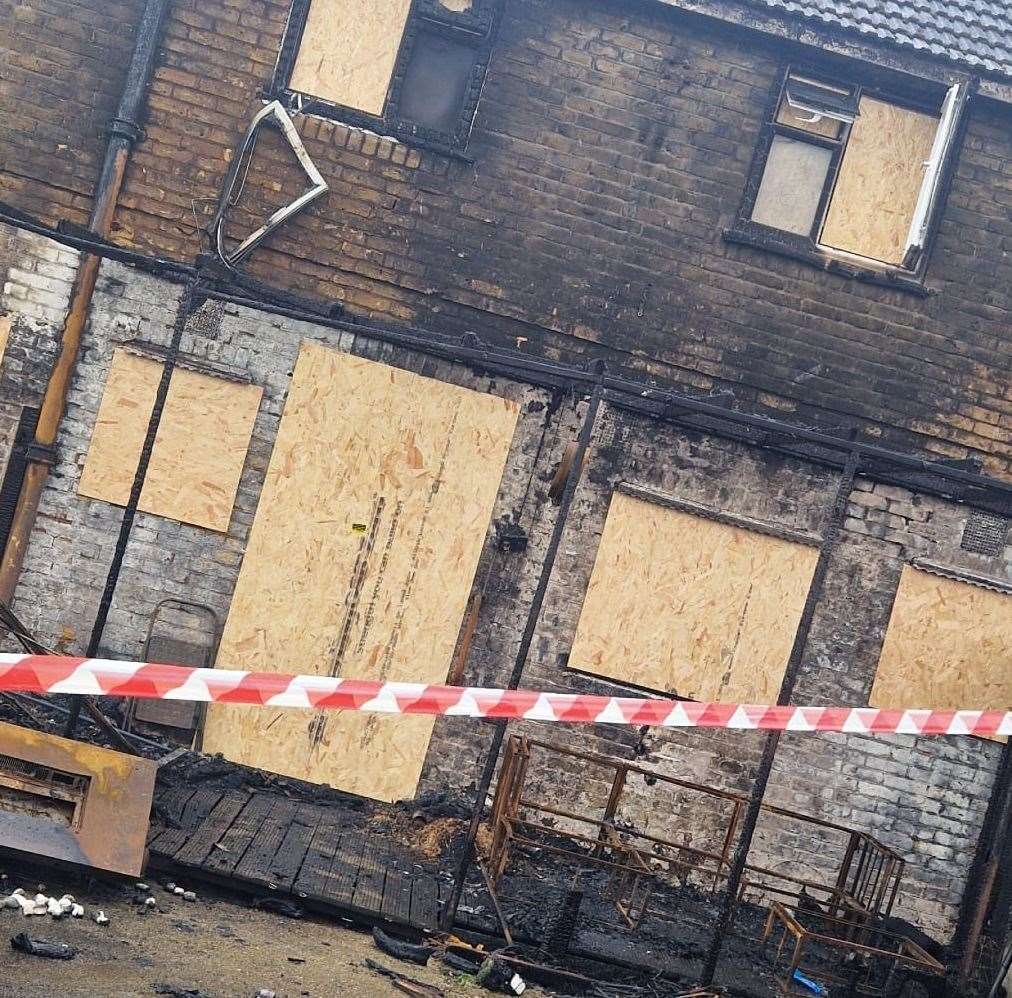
[820,96,938,265]
[869,565,1011,741]
[202,342,519,802]
[0,314,10,367]
[78,351,263,533]
[289,0,412,115]
[567,492,819,703]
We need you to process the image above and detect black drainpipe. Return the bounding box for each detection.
[0,0,173,602]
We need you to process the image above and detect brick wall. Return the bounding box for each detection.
[0,0,144,225]
[0,219,79,485]
[6,254,1007,939]
[483,402,1008,938]
[86,0,1012,477]
[9,258,580,752]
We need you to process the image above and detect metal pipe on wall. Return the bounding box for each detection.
[699,446,862,986]
[0,0,173,603]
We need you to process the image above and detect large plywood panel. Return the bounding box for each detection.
[568,492,820,703]
[289,0,412,115]
[203,343,519,801]
[78,350,262,532]
[869,566,1011,738]
[820,97,937,264]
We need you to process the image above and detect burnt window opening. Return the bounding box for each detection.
[0,407,40,561]
[271,0,500,152]
[730,67,968,279]
[961,511,1008,558]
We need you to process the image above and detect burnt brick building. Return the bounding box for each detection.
[0,0,1009,986]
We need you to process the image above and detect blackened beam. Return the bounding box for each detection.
[699,447,861,987]
[440,372,605,931]
[0,204,193,277]
[0,206,1007,514]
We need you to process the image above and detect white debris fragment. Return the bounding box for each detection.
[144,897,157,909]
[173,887,185,896]
[165,882,177,893]
[71,904,84,918]
[46,897,64,917]
[12,895,34,915]
[182,891,197,902]
[94,910,109,926]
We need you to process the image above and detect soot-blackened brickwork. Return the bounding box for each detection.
[0,0,142,226]
[76,0,1011,477]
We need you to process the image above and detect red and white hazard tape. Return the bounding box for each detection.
[0,655,1008,736]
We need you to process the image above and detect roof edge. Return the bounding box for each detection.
[650,0,1012,104]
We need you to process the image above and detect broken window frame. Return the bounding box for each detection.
[729,64,968,286]
[269,0,500,153]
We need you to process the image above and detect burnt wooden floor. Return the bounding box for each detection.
[147,787,446,929]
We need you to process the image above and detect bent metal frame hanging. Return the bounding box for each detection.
[210,100,329,268]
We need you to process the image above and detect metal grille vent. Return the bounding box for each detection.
[0,753,88,792]
[961,511,1008,557]
[185,299,224,339]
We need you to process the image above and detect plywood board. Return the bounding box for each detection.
[820,96,938,265]
[869,565,1011,740]
[0,314,11,368]
[568,492,820,703]
[78,350,263,532]
[203,343,519,802]
[143,366,263,532]
[289,0,412,115]
[78,351,161,506]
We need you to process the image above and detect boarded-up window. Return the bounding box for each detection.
[0,314,10,368]
[78,351,263,533]
[202,343,519,802]
[820,97,938,265]
[278,0,494,147]
[568,492,820,703]
[869,565,1011,739]
[289,0,413,115]
[746,71,964,269]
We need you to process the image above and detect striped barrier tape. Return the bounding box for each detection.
[1,655,1008,736]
